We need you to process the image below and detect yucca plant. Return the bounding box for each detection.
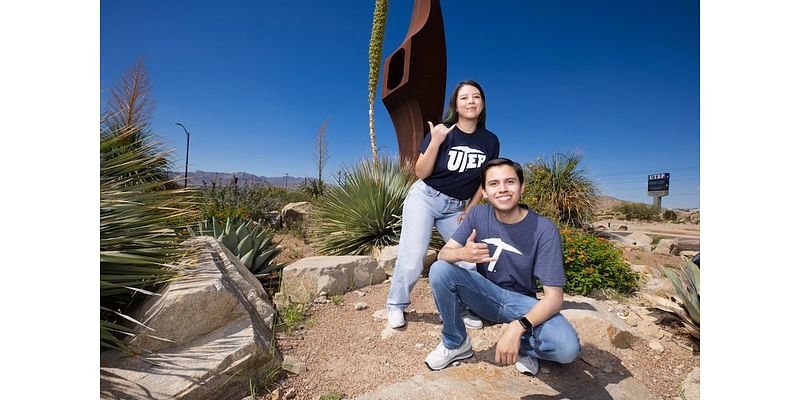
[311,157,416,255]
[523,152,599,228]
[101,123,199,352]
[655,259,700,338]
[189,217,284,292]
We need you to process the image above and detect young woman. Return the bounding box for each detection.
[386,80,500,329]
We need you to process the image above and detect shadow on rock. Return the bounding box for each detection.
[474,343,636,400]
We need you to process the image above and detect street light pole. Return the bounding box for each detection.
[176,123,190,188]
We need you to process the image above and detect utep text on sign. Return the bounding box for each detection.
[647,173,670,196]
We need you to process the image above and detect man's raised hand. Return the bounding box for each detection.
[460,229,497,264]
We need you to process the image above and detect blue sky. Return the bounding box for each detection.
[101,0,699,208]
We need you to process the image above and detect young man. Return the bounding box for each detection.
[424,158,581,374]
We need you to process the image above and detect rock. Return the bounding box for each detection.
[280,201,313,228]
[356,361,655,400]
[676,238,700,253]
[679,250,699,258]
[653,239,677,255]
[627,232,653,250]
[282,387,297,399]
[355,302,368,310]
[376,245,399,276]
[282,356,306,375]
[377,245,437,277]
[373,308,388,320]
[100,237,281,400]
[281,256,386,303]
[608,327,636,349]
[618,225,628,231]
[354,290,366,296]
[648,339,665,353]
[313,295,329,304]
[680,367,700,400]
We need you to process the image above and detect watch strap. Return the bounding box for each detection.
[518,316,533,332]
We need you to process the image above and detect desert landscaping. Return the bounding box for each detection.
[260,214,700,400]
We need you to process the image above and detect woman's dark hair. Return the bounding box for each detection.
[441,80,487,128]
[480,158,524,188]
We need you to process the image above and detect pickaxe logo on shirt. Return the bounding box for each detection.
[447,146,487,172]
[481,238,522,272]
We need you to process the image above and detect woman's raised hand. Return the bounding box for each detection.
[427,121,456,145]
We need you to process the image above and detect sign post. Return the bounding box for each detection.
[647,173,670,211]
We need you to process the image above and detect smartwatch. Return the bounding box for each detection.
[517,316,533,332]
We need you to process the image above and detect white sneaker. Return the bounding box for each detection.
[425,337,474,370]
[515,355,539,375]
[461,310,483,330]
[387,308,406,329]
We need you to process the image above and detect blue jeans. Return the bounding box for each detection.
[387,180,466,311]
[429,260,581,364]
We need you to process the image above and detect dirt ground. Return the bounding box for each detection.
[264,222,700,400]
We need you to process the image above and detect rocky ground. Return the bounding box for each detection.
[261,226,700,400]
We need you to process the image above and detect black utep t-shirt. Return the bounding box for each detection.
[419,125,500,200]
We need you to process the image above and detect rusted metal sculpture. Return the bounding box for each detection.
[381,0,446,167]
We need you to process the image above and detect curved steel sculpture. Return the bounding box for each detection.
[381,0,446,167]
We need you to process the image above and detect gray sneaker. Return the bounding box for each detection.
[424,337,473,371]
[515,355,539,375]
[461,310,483,330]
[435,310,484,330]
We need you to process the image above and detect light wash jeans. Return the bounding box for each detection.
[386,180,466,311]
[428,260,581,364]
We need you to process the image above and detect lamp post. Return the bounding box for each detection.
[176,123,190,188]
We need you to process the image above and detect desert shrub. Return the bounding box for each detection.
[560,227,640,295]
[612,202,660,221]
[199,184,312,225]
[311,157,416,255]
[662,209,678,221]
[522,153,599,228]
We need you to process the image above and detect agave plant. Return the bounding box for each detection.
[655,259,700,338]
[311,157,416,255]
[101,123,198,352]
[189,217,284,290]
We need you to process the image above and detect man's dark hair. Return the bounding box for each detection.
[480,158,524,188]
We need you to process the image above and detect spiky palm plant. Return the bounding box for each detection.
[100,122,198,352]
[368,0,388,165]
[312,158,415,255]
[523,152,599,228]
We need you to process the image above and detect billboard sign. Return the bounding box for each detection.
[647,173,669,196]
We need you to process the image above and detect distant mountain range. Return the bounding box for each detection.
[170,170,309,189]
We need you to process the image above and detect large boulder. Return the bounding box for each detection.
[280,201,313,228]
[376,245,437,277]
[627,232,653,250]
[653,238,678,255]
[100,237,281,400]
[680,367,700,400]
[280,256,386,303]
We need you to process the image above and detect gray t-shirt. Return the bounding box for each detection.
[451,204,566,296]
